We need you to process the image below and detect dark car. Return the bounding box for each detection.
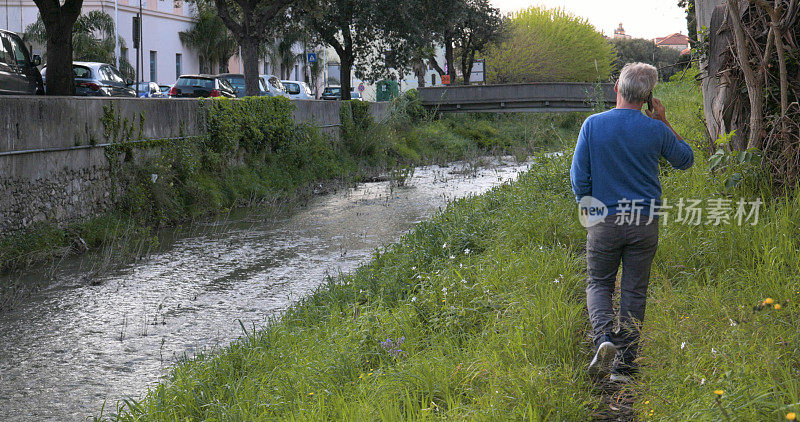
[321,86,341,100]
[217,73,269,97]
[168,75,236,98]
[0,29,43,95]
[42,62,136,97]
[321,86,362,101]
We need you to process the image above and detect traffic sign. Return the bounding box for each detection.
[441,74,451,85]
[358,82,365,92]
[307,52,317,63]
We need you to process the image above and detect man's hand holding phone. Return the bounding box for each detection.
[644,97,667,122]
[644,97,682,140]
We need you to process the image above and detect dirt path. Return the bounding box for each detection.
[590,378,638,421]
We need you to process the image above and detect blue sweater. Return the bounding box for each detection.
[570,108,694,215]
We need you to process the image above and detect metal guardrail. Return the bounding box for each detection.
[418,82,616,113]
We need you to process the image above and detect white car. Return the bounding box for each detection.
[259,74,290,98]
[280,80,314,100]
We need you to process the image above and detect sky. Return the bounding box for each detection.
[489,0,688,40]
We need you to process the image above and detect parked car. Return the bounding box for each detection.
[42,62,135,97]
[259,74,290,98]
[280,80,313,100]
[321,86,363,101]
[168,74,236,98]
[0,29,43,95]
[129,81,165,98]
[159,85,171,96]
[217,73,270,97]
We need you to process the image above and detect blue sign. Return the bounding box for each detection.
[307,53,317,63]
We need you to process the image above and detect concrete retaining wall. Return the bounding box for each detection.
[0,97,390,235]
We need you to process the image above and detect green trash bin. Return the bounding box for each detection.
[376,79,399,102]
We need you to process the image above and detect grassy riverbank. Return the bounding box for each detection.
[0,95,579,286]
[111,76,800,420]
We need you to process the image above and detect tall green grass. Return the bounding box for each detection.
[113,76,799,420]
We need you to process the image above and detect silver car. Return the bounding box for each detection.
[280,80,314,100]
[42,61,135,97]
[259,74,290,98]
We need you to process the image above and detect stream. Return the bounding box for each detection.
[0,157,533,421]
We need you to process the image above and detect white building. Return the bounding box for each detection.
[1,0,207,85]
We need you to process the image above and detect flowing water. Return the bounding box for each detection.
[0,158,533,421]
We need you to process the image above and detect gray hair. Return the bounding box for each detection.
[617,62,658,103]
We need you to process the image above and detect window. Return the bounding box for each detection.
[175,53,182,79]
[263,61,270,75]
[1,33,30,65]
[100,65,125,83]
[149,51,157,82]
[294,64,299,81]
[431,73,436,86]
[0,35,12,64]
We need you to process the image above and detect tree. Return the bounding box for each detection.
[179,8,237,75]
[25,10,135,80]
[414,0,501,85]
[611,38,684,80]
[483,7,614,83]
[31,0,83,95]
[678,0,698,48]
[455,0,502,84]
[213,0,294,96]
[264,29,304,79]
[300,0,377,100]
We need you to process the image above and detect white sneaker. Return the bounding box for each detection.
[588,341,616,378]
[610,373,633,383]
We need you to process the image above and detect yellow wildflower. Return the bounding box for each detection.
[786,412,796,420]
[308,392,314,396]
[644,400,650,405]
[774,304,782,310]
[714,390,724,396]
[764,298,774,305]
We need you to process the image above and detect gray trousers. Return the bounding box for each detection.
[586,216,659,373]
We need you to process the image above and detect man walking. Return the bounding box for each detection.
[570,62,694,382]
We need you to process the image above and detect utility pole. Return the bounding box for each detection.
[114,0,119,69]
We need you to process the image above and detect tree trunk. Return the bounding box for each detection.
[44,22,75,95]
[241,36,260,96]
[340,53,352,100]
[444,39,456,84]
[36,0,83,96]
[695,0,751,149]
[461,50,476,85]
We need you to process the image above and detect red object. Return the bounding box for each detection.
[77,82,100,91]
[441,74,451,85]
[209,89,220,97]
[168,86,178,96]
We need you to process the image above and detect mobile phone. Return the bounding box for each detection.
[646,93,653,112]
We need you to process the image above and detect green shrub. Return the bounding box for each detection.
[484,6,614,83]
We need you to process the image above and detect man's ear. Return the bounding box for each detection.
[614,80,619,92]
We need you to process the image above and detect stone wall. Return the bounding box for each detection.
[0,97,389,235]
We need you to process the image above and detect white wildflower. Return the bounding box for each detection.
[680,342,686,350]
[464,248,470,255]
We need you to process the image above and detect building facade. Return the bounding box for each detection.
[2,0,207,85]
